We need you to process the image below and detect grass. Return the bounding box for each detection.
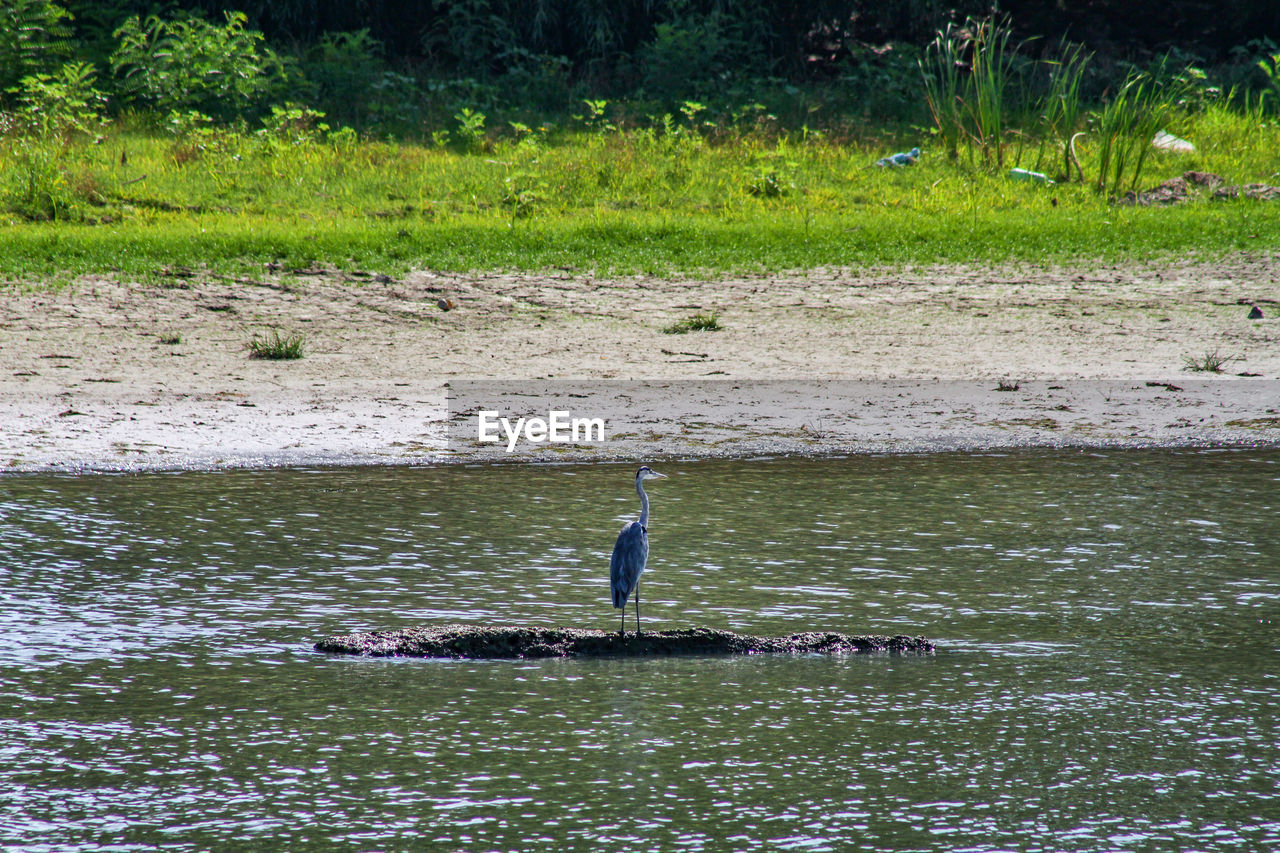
[663,312,722,334]
[1183,348,1240,372]
[1,105,1279,283]
[248,328,306,359]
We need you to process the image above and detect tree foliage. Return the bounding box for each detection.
[1,0,1278,134]
[155,0,1280,70]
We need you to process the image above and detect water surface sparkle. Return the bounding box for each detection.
[1,450,1276,851]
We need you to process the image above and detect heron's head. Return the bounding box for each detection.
[636,465,668,481]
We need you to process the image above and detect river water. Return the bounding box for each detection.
[1,450,1277,852]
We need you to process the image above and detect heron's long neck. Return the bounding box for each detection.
[636,478,650,528]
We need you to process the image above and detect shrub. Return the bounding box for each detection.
[301,29,391,129]
[2,61,107,220]
[0,0,73,96]
[109,11,287,119]
[257,104,329,147]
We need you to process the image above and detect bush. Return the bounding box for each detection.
[109,10,287,119]
[2,60,106,220]
[0,0,73,96]
[300,29,389,129]
[257,104,329,147]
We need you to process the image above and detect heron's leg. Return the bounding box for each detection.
[620,600,626,638]
[635,583,642,636]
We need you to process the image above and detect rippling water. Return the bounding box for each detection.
[1,450,1277,851]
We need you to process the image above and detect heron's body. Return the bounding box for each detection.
[610,466,665,635]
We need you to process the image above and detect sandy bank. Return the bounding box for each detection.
[2,254,1277,472]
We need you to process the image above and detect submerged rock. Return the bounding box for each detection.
[314,625,935,659]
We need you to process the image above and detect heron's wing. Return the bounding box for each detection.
[610,521,649,608]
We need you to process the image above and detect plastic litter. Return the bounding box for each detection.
[1153,130,1194,153]
[1009,168,1053,184]
[875,147,920,167]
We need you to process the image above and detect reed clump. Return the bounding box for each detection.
[248,329,305,360]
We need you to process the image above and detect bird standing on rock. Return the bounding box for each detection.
[610,466,667,636]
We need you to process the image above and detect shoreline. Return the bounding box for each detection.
[3,256,1278,474]
[6,378,1279,474]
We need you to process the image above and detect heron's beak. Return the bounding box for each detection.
[649,471,669,479]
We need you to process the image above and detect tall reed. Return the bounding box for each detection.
[1037,40,1091,179]
[1094,63,1186,195]
[920,21,967,161]
[966,17,1018,168]
[920,16,1021,168]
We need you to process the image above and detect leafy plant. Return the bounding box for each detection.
[454,106,486,151]
[1258,51,1280,113]
[2,61,106,219]
[302,29,385,127]
[248,328,305,360]
[579,99,615,133]
[635,10,752,100]
[257,104,329,147]
[663,312,721,334]
[746,170,786,197]
[0,0,73,95]
[501,169,546,226]
[109,11,286,118]
[4,60,104,139]
[680,100,707,128]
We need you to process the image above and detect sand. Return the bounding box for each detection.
[2,253,1278,471]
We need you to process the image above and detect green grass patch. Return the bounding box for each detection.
[664,312,722,334]
[248,328,306,360]
[1,202,1274,283]
[2,107,1279,284]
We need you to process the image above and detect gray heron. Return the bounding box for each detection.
[610,465,667,636]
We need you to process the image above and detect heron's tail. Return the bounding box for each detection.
[611,583,628,609]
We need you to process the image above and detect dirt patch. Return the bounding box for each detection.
[1118,171,1280,206]
[314,624,935,658]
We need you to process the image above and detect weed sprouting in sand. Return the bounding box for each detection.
[663,312,721,334]
[1182,348,1240,373]
[248,328,305,359]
